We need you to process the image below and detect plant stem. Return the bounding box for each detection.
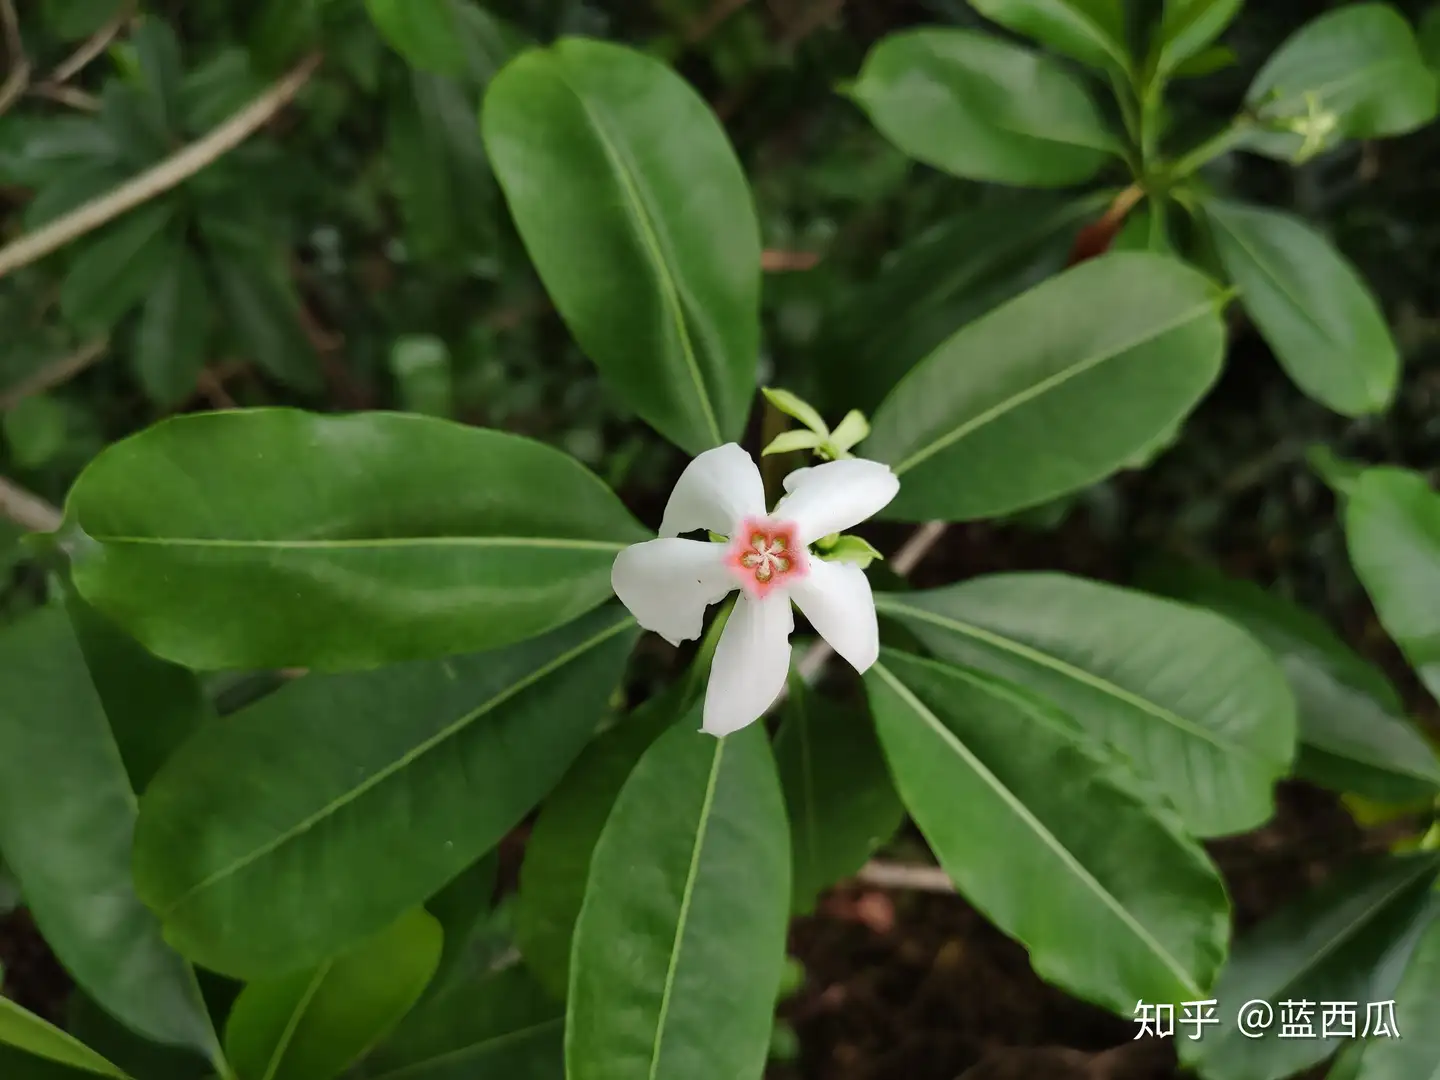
[1167,119,1253,183]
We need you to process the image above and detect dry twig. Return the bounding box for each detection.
[0,338,107,411]
[0,475,61,533]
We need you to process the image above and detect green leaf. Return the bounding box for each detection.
[0,607,220,1060]
[483,39,761,455]
[1243,3,1438,160]
[59,204,177,335]
[759,387,827,436]
[1172,43,1239,78]
[865,253,1226,522]
[773,676,904,914]
[514,681,688,999]
[761,429,826,457]
[204,237,321,392]
[1181,854,1440,1080]
[1145,559,1440,804]
[820,192,1105,415]
[133,245,211,407]
[0,997,129,1079]
[970,0,1130,74]
[1423,5,1440,71]
[1205,199,1398,416]
[132,606,638,978]
[224,909,442,1080]
[877,573,1296,837]
[567,719,791,1080]
[67,994,210,1080]
[1343,467,1440,706]
[390,335,453,419]
[1310,444,1368,497]
[866,651,1229,1016]
[1348,912,1440,1079]
[423,854,499,1001]
[132,17,185,133]
[365,0,466,76]
[365,963,563,1079]
[1155,0,1243,79]
[848,29,1115,188]
[66,409,649,672]
[4,395,69,470]
[41,0,124,42]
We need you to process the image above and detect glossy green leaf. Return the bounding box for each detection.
[567,719,791,1080]
[133,247,211,407]
[0,606,220,1060]
[1344,467,1440,706]
[1205,199,1398,416]
[1182,854,1440,1080]
[66,409,649,672]
[1155,0,1243,79]
[867,651,1229,1015]
[132,606,638,978]
[774,676,904,914]
[1243,4,1438,160]
[877,573,1296,837]
[366,963,563,1080]
[970,0,1130,74]
[1348,912,1440,1079]
[483,38,761,455]
[365,0,466,75]
[1146,559,1440,804]
[0,997,128,1079]
[59,205,177,335]
[866,253,1226,522]
[849,29,1114,187]
[515,683,685,1000]
[225,909,441,1080]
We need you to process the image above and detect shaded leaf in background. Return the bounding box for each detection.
[41,0,125,42]
[4,395,69,470]
[867,651,1229,1017]
[484,38,761,455]
[1204,199,1398,417]
[67,994,210,1080]
[970,0,1130,74]
[1343,467,1440,706]
[1345,912,1440,1079]
[848,29,1115,188]
[390,335,453,418]
[133,245,212,407]
[865,253,1226,522]
[876,573,1297,837]
[773,675,904,915]
[132,606,637,978]
[1154,0,1244,79]
[132,16,186,133]
[59,204,177,336]
[365,0,466,75]
[567,718,791,1080]
[0,607,220,1060]
[1243,3,1438,160]
[66,409,649,671]
[423,852,499,1000]
[224,909,441,1080]
[1143,559,1440,804]
[1181,855,1440,1080]
[365,963,563,1080]
[0,996,128,1079]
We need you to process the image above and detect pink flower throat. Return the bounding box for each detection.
[725,517,809,598]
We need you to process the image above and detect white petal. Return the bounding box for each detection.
[702,593,793,737]
[659,443,766,539]
[790,558,880,673]
[772,458,900,544]
[781,465,815,494]
[611,539,735,647]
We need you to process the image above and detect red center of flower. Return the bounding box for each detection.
[725,517,808,598]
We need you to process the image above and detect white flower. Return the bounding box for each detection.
[611,443,900,737]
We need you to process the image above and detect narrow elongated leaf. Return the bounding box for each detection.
[970,0,1130,74]
[848,29,1115,187]
[365,0,465,75]
[133,247,211,407]
[1243,4,1438,160]
[483,39,760,455]
[865,253,1226,522]
[1349,913,1440,1079]
[67,994,210,1080]
[133,606,637,978]
[0,998,129,1079]
[424,854,499,1001]
[1146,560,1440,803]
[774,677,904,914]
[66,409,648,672]
[0,607,220,1060]
[366,964,563,1079]
[1205,199,1398,416]
[876,574,1296,837]
[867,651,1229,1015]
[224,909,441,1080]
[1182,855,1440,1080]
[567,719,791,1080]
[205,242,321,392]
[1345,468,1440,706]
[1156,0,1243,78]
[59,205,176,335]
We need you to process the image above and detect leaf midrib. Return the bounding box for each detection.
[892,297,1217,475]
[90,535,631,552]
[873,660,1202,995]
[159,616,636,919]
[260,963,331,1080]
[367,1016,563,1079]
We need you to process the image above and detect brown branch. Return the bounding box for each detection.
[0,475,61,533]
[684,0,752,44]
[761,249,820,272]
[855,860,955,893]
[0,0,25,118]
[0,52,323,281]
[30,83,100,111]
[0,338,107,411]
[49,3,133,83]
